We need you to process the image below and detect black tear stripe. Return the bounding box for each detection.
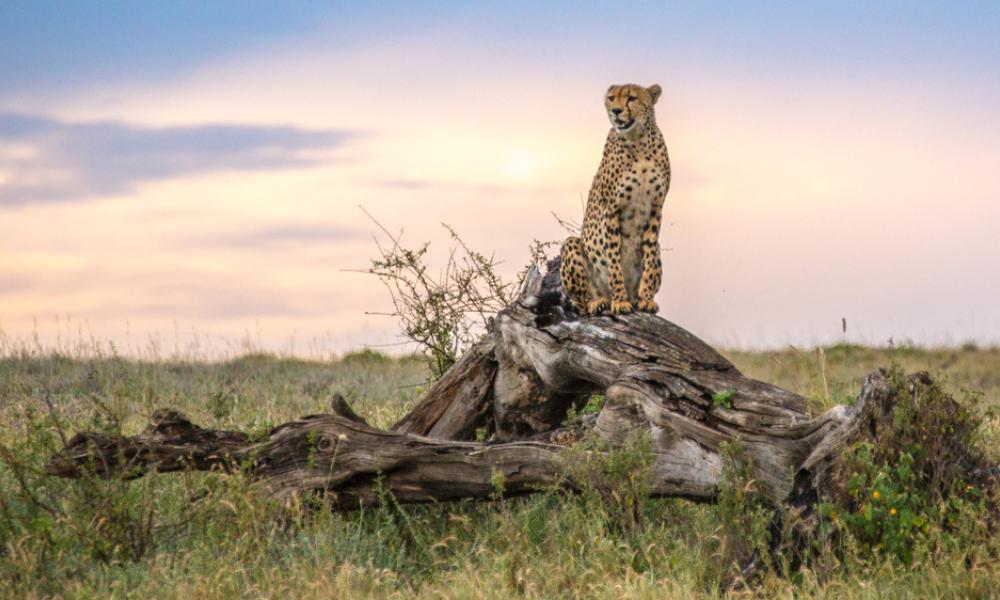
[625,87,639,120]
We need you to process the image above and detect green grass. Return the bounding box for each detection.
[1,344,999,598]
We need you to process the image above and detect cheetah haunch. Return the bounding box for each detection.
[561,83,670,316]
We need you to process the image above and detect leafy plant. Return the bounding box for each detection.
[580,394,605,416]
[564,394,605,423]
[712,390,735,409]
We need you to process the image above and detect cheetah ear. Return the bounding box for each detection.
[647,84,662,104]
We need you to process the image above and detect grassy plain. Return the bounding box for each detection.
[1,343,998,598]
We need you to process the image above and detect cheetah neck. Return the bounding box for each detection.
[616,121,662,157]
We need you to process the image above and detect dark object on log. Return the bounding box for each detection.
[44,259,993,542]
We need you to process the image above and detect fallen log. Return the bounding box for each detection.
[44,259,993,527]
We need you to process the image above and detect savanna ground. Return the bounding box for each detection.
[2,341,999,599]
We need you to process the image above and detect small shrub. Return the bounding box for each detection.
[561,430,654,533]
[820,443,958,564]
[579,394,605,416]
[340,349,393,365]
[818,367,990,564]
[563,394,604,423]
[714,439,772,581]
[712,390,735,409]
[208,388,237,420]
[0,402,160,570]
[357,212,518,379]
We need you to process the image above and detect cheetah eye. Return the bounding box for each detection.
[627,95,637,102]
[607,96,614,101]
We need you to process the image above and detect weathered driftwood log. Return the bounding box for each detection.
[44,259,985,519]
[391,336,496,440]
[47,401,569,506]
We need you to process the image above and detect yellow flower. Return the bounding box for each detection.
[872,490,880,500]
[890,508,897,516]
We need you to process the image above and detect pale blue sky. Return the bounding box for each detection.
[4,2,998,94]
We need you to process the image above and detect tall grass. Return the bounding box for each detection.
[1,342,999,598]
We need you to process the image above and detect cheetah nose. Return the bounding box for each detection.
[611,108,623,115]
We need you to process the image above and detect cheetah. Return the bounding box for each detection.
[560,83,670,316]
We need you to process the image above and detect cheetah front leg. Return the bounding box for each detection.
[636,212,662,313]
[606,209,633,315]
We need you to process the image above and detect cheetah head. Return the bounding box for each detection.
[605,83,661,136]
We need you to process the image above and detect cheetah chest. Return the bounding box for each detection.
[617,158,665,295]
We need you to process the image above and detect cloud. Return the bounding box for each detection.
[198,224,365,248]
[0,112,353,205]
[375,178,435,190]
[0,275,32,294]
[136,293,312,320]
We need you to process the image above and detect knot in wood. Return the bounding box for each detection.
[316,434,336,452]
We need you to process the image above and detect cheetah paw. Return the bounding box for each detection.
[586,297,610,315]
[611,299,634,314]
[636,299,659,313]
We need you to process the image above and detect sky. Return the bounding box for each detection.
[1,1,999,358]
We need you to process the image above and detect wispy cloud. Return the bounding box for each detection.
[0,275,32,294]
[198,224,365,248]
[0,113,353,205]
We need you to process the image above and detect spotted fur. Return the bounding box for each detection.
[560,83,670,316]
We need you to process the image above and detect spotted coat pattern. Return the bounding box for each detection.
[560,84,671,316]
